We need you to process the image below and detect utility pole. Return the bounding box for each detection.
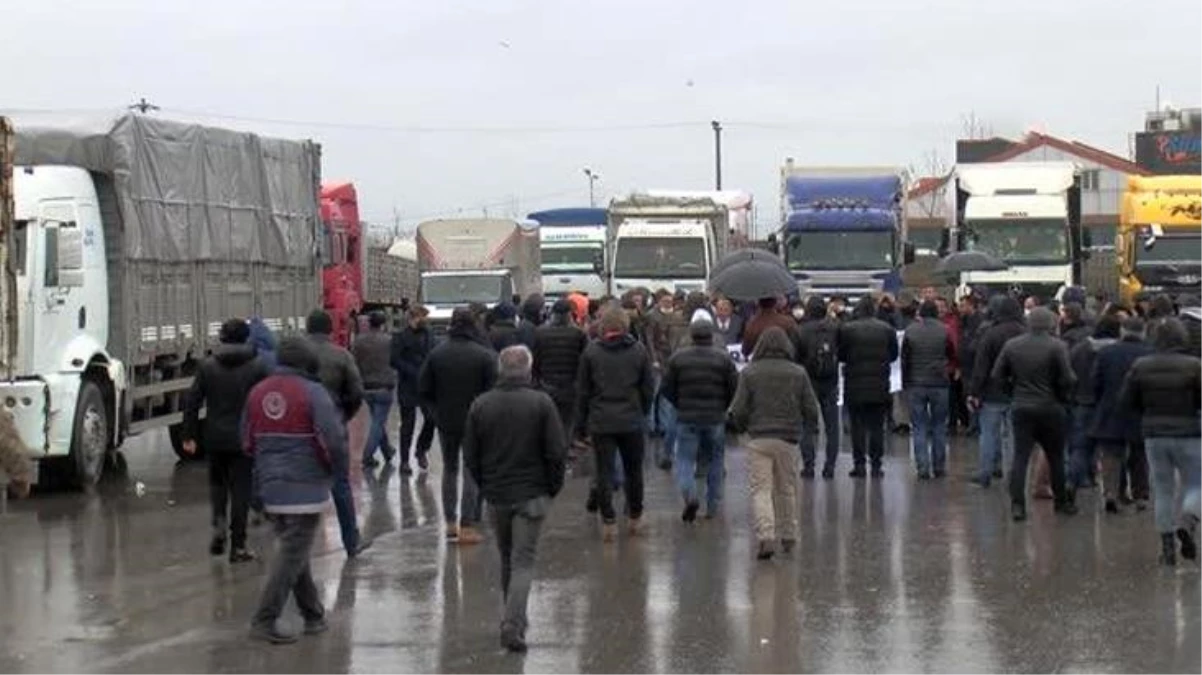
[583,167,599,207]
[711,120,723,190]
[129,97,159,114]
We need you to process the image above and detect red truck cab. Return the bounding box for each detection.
[320,182,364,347]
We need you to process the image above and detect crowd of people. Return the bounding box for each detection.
[2,282,1196,653]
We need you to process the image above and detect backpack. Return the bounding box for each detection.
[808,321,839,381]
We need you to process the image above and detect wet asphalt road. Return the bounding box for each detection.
[1,415,1199,674]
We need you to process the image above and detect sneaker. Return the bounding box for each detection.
[399,463,414,476]
[992,468,1004,479]
[800,466,815,479]
[229,548,256,564]
[781,539,796,554]
[417,453,430,471]
[1011,502,1028,522]
[500,625,527,653]
[917,471,932,481]
[250,624,298,645]
[209,536,226,556]
[445,524,460,541]
[848,467,867,478]
[362,456,379,469]
[303,617,329,635]
[382,448,396,465]
[756,540,775,560]
[969,476,991,489]
[347,536,374,558]
[585,490,599,514]
[1105,499,1120,514]
[821,466,835,480]
[1177,523,1198,561]
[457,526,485,545]
[681,501,699,523]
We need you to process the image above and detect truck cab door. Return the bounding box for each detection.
[32,202,87,372]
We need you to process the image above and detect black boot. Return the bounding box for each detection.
[1161,532,1178,566]
[1179,516,1199,561]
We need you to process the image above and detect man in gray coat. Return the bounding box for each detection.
[352,311,398,469]
[902,300,956,479]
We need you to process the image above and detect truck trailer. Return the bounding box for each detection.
[1117,174,1201,305]
[3,113,322,484]
[944,161,1087,301]
[527,207,607,301]
[416,218,541,331]
[778,162,913,300]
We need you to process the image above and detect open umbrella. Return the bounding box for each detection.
[934,251,1009,275]
[708,250,796,301]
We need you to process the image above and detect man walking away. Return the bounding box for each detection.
[516,293,545,349]
[838,297,899,478]
[968,295,1025,488]
[902,300,955,479]
[1066,315,1120,490]
[742,297,799,359]
[391,307,436,475]
[796,296,841,479]
[463,346,566,652]
[1091,317,1154,513]
[419,308,498,544]
[1120,318,1201,566]
[532,299,589,449]
[729,327,820,560]
[244,337,347,644]
[645,292,688,470]
[353,311,398,470]
[577,308,655,541]
[306,309,369,557]
[661,318,738,522]
[488,301,523,352]
[183,318,270,562]
[990,307,1078,521]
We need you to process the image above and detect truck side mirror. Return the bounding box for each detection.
[766,233,780,256]
[903,241,916,265]
[937,230,950,257]
[43,222,85,288]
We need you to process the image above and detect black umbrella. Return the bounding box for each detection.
[934,251,1009,275]
[709,250,796,301]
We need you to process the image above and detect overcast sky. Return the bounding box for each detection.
[4,0,1200,234]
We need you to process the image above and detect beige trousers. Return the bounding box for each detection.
[746,438,799,543]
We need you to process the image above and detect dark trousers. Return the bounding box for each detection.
[1011,406,1070,506]
[398,403,435,464]
[208,451,252,549]
[1120,440,1151,501]
[553,396,577,446]
[800,389,840,471]
[439,430,482,526]
[949,378,970,431]
[848,403,887,469]
[593,431,645,522]
[491,496,549,634]
[252,513,324,629]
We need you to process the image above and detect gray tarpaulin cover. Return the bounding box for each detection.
[11,112,320,266]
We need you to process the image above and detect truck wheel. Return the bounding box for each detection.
[70,381,110,489]
[169,422,205,461]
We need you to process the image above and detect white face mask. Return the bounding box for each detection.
[792,308,805,320]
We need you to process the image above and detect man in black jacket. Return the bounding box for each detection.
[577,308,655,541]
[353,311,398,470]
[532,300,590,444]
[488,301,523,352]
[990,307,1078,521]
[1065,315,1120,490]
[1120,318,1202,566]
[419,308,498,545]
[796,296,841,478]
[661,319,738,521]
[391,307,436,474]
[968,295,1025,488]
[516,293,545,349]
[838,297,899,478]
[902,300,955,479]
[1091,317,1154,513]
[463,345,566,652]
[183,318,270,562]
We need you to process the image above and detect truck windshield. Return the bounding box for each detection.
[422,275,503,305]
[1136,233,1202,265]
[785,231,893,270]
[541,244,602,272]
[966,219,1069,264]
[613,237,706,279]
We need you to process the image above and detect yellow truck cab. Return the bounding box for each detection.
[1117,175,1201,306]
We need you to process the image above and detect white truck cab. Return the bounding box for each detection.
[610,220,713,296]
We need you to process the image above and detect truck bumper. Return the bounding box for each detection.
[0,373,82,461]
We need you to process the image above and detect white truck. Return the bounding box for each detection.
[606,192,739,297]
[2,113,322,485]
[527,208,607,301]
[944,162,1088,301]
[416,218,541,331]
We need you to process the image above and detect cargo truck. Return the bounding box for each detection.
[2,113,321,485]
[1117,174,1201,305]
[943,162,1087,301]
[527,207,607,301]
[416,218,541,331]
[363,237,419,326]
[606,192,737,297]
[778,162,914,301]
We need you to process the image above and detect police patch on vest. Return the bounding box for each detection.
[262,391,287,420]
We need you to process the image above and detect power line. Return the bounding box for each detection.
[362,186,585,226]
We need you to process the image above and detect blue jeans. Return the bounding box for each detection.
[907,386,949,474]
[657,395,679,466]
[331,468,360,552]
[800,389,840,471]
[976,402,1012,482]
[675,423,726,512]
[1067,404,1096,488]
[1145,437,1202,534]
[362,389,395,465]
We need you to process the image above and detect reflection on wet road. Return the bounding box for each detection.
[1,424,1198,673]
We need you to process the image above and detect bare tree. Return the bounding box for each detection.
[908,148,951,220]
[959,111,994,140]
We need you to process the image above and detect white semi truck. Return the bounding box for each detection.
[944,162,1088,300]
[527,208,608,301]
[416,218,541,331]
[606,192,741,297]
[1,113,322,485]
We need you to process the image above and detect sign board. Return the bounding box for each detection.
[1136,131,1202,175]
